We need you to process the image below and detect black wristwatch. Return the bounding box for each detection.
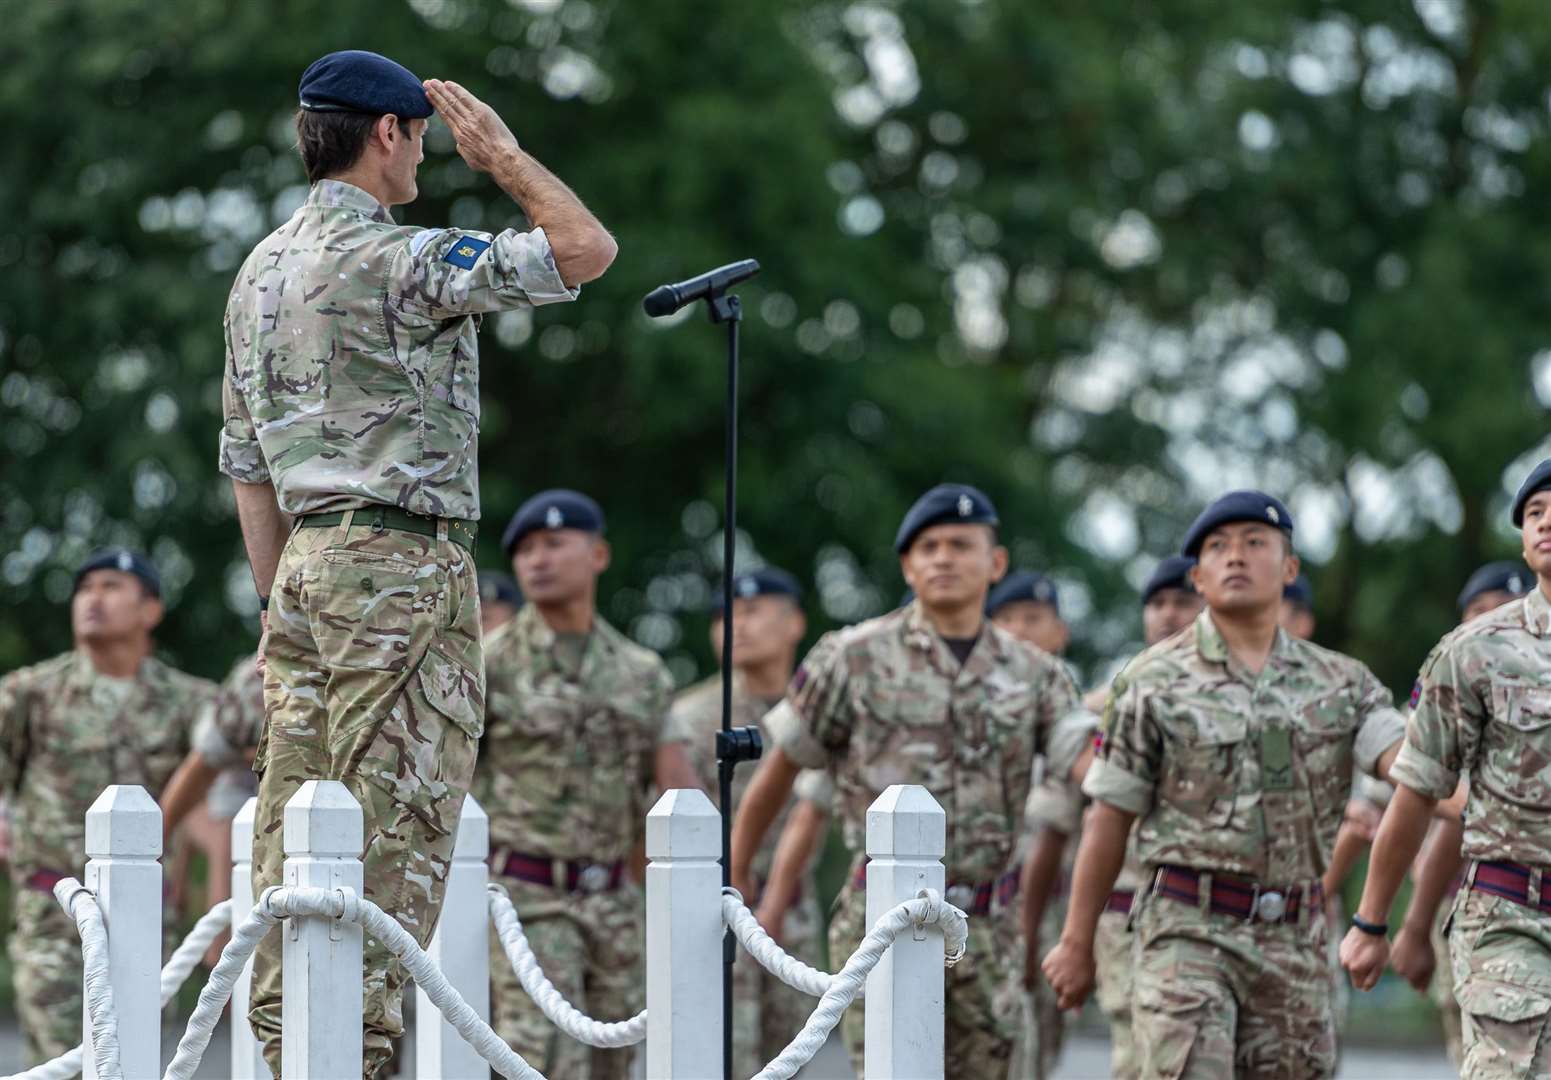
[1350,913,1388,937]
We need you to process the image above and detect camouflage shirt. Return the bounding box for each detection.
[0,651,216,880]
[193,651,264,768]
[777,602,1082,884]
[218,179,578,519]
[1390,585,1551,865]
[475,604,682,862]
[1084,611,1405,882]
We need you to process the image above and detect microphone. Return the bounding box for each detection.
[642,259,760,317]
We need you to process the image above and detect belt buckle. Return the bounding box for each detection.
[945,884,974,909]
[577,863,610,894]
[1255,889,1287,922]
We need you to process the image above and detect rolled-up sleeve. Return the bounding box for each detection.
[775,632,850,770]
[218,311,270,484]
[1081,670,1158,816]
[1388,641,1483,800]
[1046,707,1098,785]
[391,225,579,315]
[1352,666,1407,778]
[1025,774,1085,835]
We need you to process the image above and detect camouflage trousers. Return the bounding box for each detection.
[731,884,825,1078]
[1093,906,1138,1080]
[489,876,643,1080]
[1008,888,1069,1079]
[11,887,87,1065]
[251,520,483,1079]
[1449,884,1551,1079]
[1432,889,1463,1070]
[829,879,1021,1079]
[1131,888,1336,1079]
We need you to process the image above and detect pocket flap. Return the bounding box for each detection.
[1457,978,1551,1023]
[420,646,484,739]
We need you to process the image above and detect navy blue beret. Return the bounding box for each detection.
[894,483,999,554]
[299,50,432,120]
[1282,573,1313,608]
[74,547,160,598]
[1457,561,1530,613]
[1181,490,1293,558]
[1142,555,1197,604]
[986,570,1059,618]
[477,571,523,609]
[1511,458,1551,526]
[502,490,605,556]
[712,567,803,613]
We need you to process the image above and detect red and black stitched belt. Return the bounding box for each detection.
[1153,866,1321,923]
[1468,860,1551,912]
[493,851,626,895]
[1105,889,1134,916]
[849,860,1020,917]
[25,869,67,894]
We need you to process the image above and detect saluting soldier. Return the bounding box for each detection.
[1044,491,1414,1078]
[732,484,1090,1076]
[1342,460,1551,1078]
[477,490,700,1080]
[219,48,616,1075]
[0,549,216,1065]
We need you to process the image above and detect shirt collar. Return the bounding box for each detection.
[1526,586,1551,636]
[306,180,392,223]
[1195,610,1302,672]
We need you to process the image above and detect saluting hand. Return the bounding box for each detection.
[1339,926,1390,991]
[424,79,521,174]
[1041,938,1096,1011]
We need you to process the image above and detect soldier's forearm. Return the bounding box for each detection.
[1322,822,1370,897]
[1021,826,1069,949]
[159,752,221,839]
[1402,817,1466,935]
[730,748,801,880]
[1058,802,1133,950]
[232,480,291,600]
[762,799,826,916]
[488,146,616,287]
[1355,784,1438,926]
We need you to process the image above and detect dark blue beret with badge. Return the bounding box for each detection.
[73,547,161,598]
[1511,458,1551,526]
[712,567,803,614]
[1142,555,1196,604]
[502,489,605,557]
[894,483,999,554]
[1181,490,1293,558]
[1283,573,1313,609]
[986,570,1059,618]
[477,570,523,609]
[298,50,433,119]
[1457,560,1530,614]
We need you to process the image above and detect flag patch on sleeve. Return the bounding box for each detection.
[443,235,491,269]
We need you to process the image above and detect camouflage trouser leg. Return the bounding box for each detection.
[489,877,643,1080]
[1432,892,1464,1070]
[10,888,82,1066]
[1093,907,1139,1080]
[829,881,1019,1080]
[1450,886,1551,1079]
[249,521,483,1079]
[1131,891,1336,1079]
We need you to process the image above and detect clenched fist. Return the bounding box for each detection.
[424,79,521,173]
[1041,939,1096,1011]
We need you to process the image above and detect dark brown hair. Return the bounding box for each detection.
[293,110,407,184]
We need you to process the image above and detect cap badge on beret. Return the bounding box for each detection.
[737,576,758,597]
[1266,506,1280,524]
[545,506,563,529]
[116,551,133,572]
[957,494,973,517]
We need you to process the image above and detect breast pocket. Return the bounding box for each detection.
[1158,710,1246,827]
[1297,692,1355,800]
[1489,686,1551,806]
[582,704,655,810]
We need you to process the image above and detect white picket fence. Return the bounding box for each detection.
[15,781,965,1080]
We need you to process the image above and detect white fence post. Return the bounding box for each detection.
[282,780,364,1079]
[230,796,267,1080]
[416,793,489,1080]
[82,785,162,1080]
[645,787,722,1079]
[864,784,947,1080]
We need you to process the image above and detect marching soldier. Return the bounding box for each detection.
[477,490,699,1080]
[0,549,216,1064]
[219,49,615,1074]
[731,483,1090,1076]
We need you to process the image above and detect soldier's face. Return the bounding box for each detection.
[1142,587,1204,645]
[725,596,805,671]
[512,529,609,607]
[991,601,1068,656]
[1521,491,1551,580]
[1461,589,1517,624]
[71,570,162,644]
[899,524,1007,612]
[1191,522,1297,616]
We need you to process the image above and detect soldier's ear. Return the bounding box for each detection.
[989,545,1010,582]
[591,537,612,575]
[1283,553,1300,586]
[139,595,165,633]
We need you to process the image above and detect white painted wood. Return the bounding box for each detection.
[82,785,162,1080]
[229,797,268,1080]
[645,787,722,1080]
[863,784,946,1080]
[416,793,489,1080]
[281,780,364,1080]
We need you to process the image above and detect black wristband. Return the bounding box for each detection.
[1350,913,1388,937]
[257,595,269,612]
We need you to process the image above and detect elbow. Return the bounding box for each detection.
[559,228,619,288]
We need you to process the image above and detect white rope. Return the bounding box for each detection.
[487,885,648,1048]
[720,889,838,998]
[53,879,122,1080]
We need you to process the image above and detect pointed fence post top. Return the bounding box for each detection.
[645,787,719,859]
[85,785,161,858]
[866,784,945,859]
[451,794,488,859]
[232,797,257,853]
[283,780,363,857]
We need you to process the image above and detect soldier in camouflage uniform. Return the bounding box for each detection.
[1343,461,1551,1079]
[218,51,615,1076]
[479,490,700,1080]
[732,485,1090,1077]
[671,567,831,1078]
[0,549,216,1064]
[1045,491,1409,1079]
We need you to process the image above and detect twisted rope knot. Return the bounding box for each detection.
[912,888,969,967]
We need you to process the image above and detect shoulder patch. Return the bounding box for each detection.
[1409,678,1422,709]
[443,234,492,269]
